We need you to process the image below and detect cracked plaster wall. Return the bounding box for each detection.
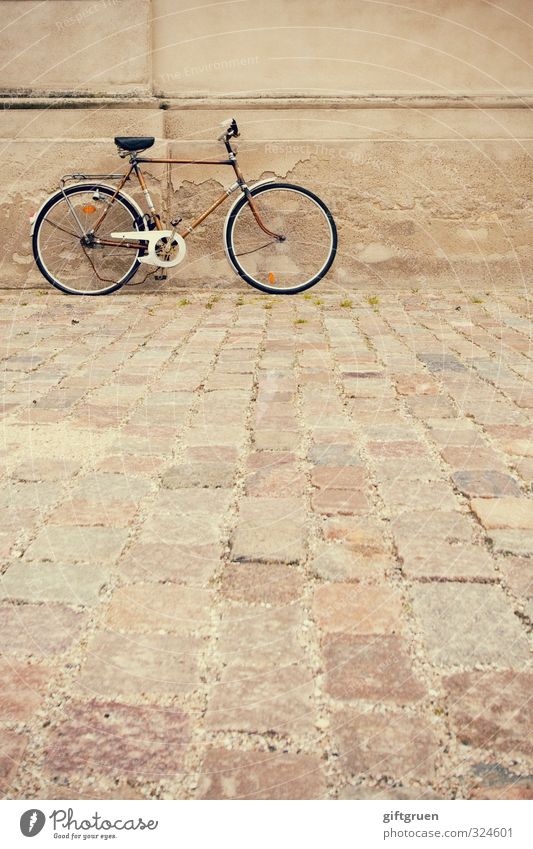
[1,0,532,290]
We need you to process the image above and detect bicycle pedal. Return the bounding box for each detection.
[155,271,167,281]
[170,217,182,227]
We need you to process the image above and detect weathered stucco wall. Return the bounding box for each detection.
[1,0,532,290]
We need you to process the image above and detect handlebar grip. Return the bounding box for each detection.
[219,118,239,135]
[217,118,240,142]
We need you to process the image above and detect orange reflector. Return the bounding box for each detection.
[268,272,276,284]
[82,204,96,214]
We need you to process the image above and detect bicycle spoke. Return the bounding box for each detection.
[228,185,335,294]
[235,239,280,257]
[42,218,80,239]
[34,186,141,295]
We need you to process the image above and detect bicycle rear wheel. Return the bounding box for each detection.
[32,184,144,295]
[225,182,337,295]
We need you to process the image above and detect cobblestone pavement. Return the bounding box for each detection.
[0,288,532,801]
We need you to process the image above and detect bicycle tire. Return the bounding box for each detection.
[32,184,145,295]
[224,182,337,295]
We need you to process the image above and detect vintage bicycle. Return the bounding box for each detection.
[31,119,337,296]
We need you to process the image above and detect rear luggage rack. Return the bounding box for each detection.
[59,173,127,189]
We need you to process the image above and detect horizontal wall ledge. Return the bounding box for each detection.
[2,106,531,143]
[2,94,533,110]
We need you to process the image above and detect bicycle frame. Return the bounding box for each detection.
[32,117,336,296]
[89,150,283,250]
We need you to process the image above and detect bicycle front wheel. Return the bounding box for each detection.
[32,184,144,295]
[225,182,337,295]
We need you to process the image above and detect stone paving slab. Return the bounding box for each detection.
[0,288,532,801]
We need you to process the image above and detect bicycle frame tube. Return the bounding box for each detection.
[91,167,134,234]
[92,152,283,247]
[134,165,163,230]
[136,157,235,166]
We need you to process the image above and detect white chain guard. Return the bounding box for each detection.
[110,230,187,268]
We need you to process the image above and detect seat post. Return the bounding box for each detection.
[133,163,162,230]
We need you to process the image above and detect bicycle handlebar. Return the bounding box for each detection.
[218,118,240,142]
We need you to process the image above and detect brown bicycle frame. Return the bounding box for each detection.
[91,152,283,249]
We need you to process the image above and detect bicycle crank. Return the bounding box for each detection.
[110,230,187,268]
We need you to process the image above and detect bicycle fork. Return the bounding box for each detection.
[230,156,285,242]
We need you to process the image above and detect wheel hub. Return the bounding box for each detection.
[80,233,95,248]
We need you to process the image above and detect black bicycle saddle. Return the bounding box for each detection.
[115,136,155,152]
